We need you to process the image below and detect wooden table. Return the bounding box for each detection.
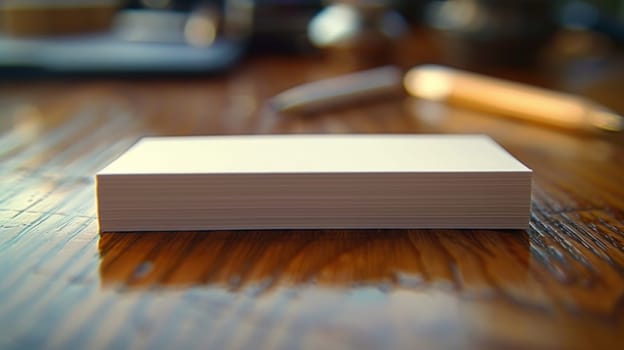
[1,47,624,350]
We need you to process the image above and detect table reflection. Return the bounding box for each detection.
[99,229,529,293]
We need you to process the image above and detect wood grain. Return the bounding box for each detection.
[1,51,624,350]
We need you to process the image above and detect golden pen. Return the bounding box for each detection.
[270,65,624,133]
[404,65,623,133]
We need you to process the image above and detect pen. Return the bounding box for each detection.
[270,64,624,133]
[269,66,404,113]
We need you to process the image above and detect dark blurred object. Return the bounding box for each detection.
[0,35,243,77]
[559,1,624,45]
[122,0,254,42]
[0,1,250,76]
[250,0,322,53]
[426,0,557,67]
[308,0,408,66]
[113,7,222,46]
[395,0,429,24]
[123,0,198,11]
[125,0,322,53]
[0,0,119,37]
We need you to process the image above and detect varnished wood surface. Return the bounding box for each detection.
[1,50,624,350]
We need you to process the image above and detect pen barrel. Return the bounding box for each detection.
[271,66,403,113]
[405,65,598,132]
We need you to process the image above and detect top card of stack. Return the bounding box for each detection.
[96,135,532,232]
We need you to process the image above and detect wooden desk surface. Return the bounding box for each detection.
[1,51,624,350]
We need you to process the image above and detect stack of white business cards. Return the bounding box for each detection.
[96,135,532,232]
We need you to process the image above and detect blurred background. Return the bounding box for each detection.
[0,0,623,77]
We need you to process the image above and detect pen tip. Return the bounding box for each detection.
[591,109,624,132]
